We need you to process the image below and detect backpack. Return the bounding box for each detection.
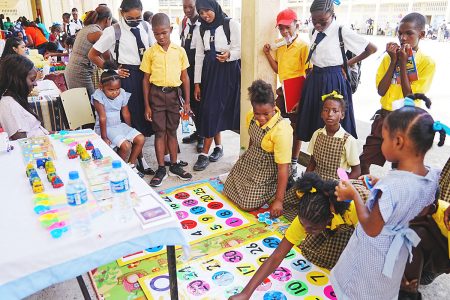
[180,16,188,41]
[199,17,231,45]
[338,26,361,94]
[113,21,150,63]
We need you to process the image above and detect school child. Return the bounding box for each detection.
[360,12,435,175]
[306,91,360,180]
[192,0,241,171]
[140,13,192,187]
[332,95,443,300]
[229,172,369,300]
[180,0,204,153]
[296,0,376,142]
[440,157,450,201]
[0,55,48,140]
[224,80,293,219]
[263,8,309,177]
[89,0,155,175]
[91,61,145,176]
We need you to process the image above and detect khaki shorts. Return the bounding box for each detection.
[150,85,181,133]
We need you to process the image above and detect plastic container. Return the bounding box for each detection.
[109,160,133,222]
[181,111,190,134]
[66,171,91,235]
[0,127,12,152]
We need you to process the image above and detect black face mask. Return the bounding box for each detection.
[125,19,141,28]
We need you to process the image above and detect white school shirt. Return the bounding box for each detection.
[309,20,369,68]
[67,21,82,37]
[179,17,201,49]
[194,18,241,83]
[93,19,154,66]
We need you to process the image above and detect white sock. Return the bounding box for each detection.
[200,153,208,158]
[141,157,150,169]
[164,154,170,162]
[129,163,139,173]
[216,144,223,149]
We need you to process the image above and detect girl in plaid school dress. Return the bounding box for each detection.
[229,172,369,300]
[224,80,294,220]
[333,94,443,300]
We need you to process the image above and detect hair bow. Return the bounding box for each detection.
[321,90,343,101]
[391,96,417,110]
[295,187,317,199]
[433,121,450,135]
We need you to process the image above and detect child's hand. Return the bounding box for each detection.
[444,205,450,231]
[102,137,111,146]
[216,51,230,63]
[117,65,130,78]
[269,200,283,219]
[183,102,191,116]
[397,44,410,64]
[386,42,399,62]
[335,181,357,202]
[263,43,271,55]
[358,175,379,188]
[194,84,201,101]
[145,107,152,122]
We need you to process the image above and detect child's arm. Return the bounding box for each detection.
[180,68,191,114]
[263,44,278,74]
[142,73,152,122]
[229,238,294,300]
[93,99,111,145]
[335,181,385,237]
[348,165,361,179]
[397,44,413,97]
[347,41,377,66]
[377,43,400,96]
[306,156,316,173]
[270,163,289,218]
[121,105,131,126]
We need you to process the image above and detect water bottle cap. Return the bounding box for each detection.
[69,171,79,180]
[112,160,122,169]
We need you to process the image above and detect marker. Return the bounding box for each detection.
[337,168,352,202]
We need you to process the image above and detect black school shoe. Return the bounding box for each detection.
[193,154,210,171]
[136,158,155,175]
[168,164,193,180]
[398,290,422,300]
[164,160,188,167]
[182,131,199,144]
[209,146,223,162]
[149,166,167,187]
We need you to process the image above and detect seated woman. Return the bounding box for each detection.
[0,37,27,61]
[0,55,48,140]
[223,80,293,219]
[230,172,369,300]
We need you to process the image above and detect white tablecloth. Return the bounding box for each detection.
[0,131,187,299]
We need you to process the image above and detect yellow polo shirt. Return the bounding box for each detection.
[140,43,189,87]
[275,37,309,82]
[285,201,359,245]
[245,108,292,164]
[376,49,435,111]
[433,200,449,239]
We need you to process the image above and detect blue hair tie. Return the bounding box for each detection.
[433,121,450,135]
[403,97,415,107]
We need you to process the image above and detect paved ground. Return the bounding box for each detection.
[26,34,449,299]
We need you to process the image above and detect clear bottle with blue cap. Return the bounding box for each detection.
[66,170,91,235]
[109,160,133,222]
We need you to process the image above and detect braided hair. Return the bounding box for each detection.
[100,60,121,85]
[296,172,350,224]
[385,93,445,154]
[310,0,334,14]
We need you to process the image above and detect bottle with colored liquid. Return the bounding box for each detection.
[66,171,91,235]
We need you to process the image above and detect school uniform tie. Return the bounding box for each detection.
[184,23,196,50]
[130,27,146,62]
[306,31,326,64]
[206,27,216,59]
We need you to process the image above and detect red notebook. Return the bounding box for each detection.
[282,76,305,113]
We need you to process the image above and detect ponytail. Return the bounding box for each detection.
[84,5,112,26]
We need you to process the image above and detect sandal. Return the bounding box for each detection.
[150,167,168,187]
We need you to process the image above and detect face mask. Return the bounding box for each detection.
[125,19,141,28]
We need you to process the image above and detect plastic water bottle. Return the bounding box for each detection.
[0,127,12,152]
[66,171,91,235]
[109,160,133,222]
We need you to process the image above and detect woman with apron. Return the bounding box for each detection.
[88,0,155,174]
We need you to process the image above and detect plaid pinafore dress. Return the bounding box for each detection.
[313,131,350,180]
[439,158,450,202]
[224,116,292,211]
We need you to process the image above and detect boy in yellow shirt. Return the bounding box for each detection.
[360,12,435,174]
[141,13,192,187]
[263,8,309,177]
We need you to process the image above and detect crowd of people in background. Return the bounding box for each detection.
[0,0,449,299]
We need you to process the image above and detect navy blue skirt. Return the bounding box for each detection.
[295,66,357,141]
[199,54,241,138]
[121,65,154,137]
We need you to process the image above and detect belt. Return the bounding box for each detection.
[151,84,178,93]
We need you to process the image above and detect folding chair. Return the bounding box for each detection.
[60,87,95,129]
